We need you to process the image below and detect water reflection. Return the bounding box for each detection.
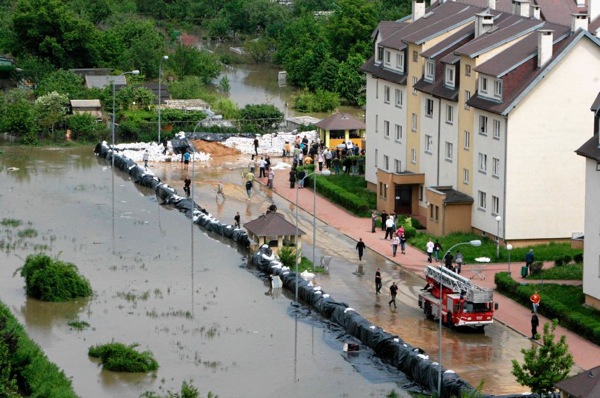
[19,296,89,330]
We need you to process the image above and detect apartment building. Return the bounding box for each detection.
[362,0,600,243]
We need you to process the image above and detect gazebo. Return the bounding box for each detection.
[315,112,366,150]
[243,212,305,252]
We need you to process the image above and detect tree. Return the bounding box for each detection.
[240,104,283,133]
[0,89,38,140]
[325,0,379,61]
[34,91,69,138]
[511,319,574,395]
[170,44,221,83]
[35,69,85,98]
[335,52,366,106]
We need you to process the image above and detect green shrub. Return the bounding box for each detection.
[563,255,572,264]
[528,263,582,280]
[19,253,92,302]
[554,256,564,266]
[277,246,296,268]
[88,342,158,372]
[573,253,583,263]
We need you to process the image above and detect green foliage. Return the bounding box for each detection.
[19,253,92,302]
[294,89,340,113]
[511,320,573,395]
[67,113,109,142]
[1,218,23,228]
[68,320,91,331]
[117,85,156,112]
[171,44,221,83]
[335,53,366,106]
[410,232,493,263]
[35,69,85,97]
[140,380,218,398]
[326,0,379,61]
[277,246,296,268]
[0,88,38,139]
[88,341,159,372]
[0,301,78,397]
[218,76,230,94]
[34,91,69,137]
[240,104,283,133]
[246,37,276,63]
[14,55,55,89]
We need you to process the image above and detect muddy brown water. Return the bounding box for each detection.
[0,146,530,397]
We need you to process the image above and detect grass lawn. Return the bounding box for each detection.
[527,263,583,280]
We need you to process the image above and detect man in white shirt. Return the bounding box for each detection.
[384,217,395,239]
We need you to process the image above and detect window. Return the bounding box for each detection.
[445,65,455,87]
[383,155,389,170]
[425,134,433,153]
[445,142,453,161]
[429,203,434,219]
[419,185,423,201]
[385,50,391,65]
[493,119,501,139]
[435,206,439,222]
[465,90,471,110]
[384,120,390,137]
[412,113,417,131]
[446,104,454,124]
[375,114,379,133]
[395,89,403,107]
[478,153,488,172]
[395,124,402,141]
[478,191,487,210]
[413,50,418,62]
[479,115,488,135]
[492,195,500,215]
[492,157,500,177]
[376,80,379,99]
[465,64,471,76]
[377,46,384,62]
[396,52,405,72]
[463,168,470,184]
[411,148,417,164]
[395,159,402,173]
[384,86,390,103]
[412,77,418,95]
[425,60,435,81]
[494,79,503,97]
[425,99,434,117]
[375,149,378,167]
[480,76,488,94]
[379,182,387,198]
[464,130,471,149]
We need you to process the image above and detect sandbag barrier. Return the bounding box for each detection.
[252,245,539,398]
[94,142,251,248]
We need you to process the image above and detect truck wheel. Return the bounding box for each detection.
[424,302,432,319]
[446,312,454,328]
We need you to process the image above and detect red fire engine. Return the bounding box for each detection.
[418,265,497,329]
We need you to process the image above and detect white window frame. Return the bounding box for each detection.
[384,120,390,138]
[465,64,471,76]
[383,155,389,170]
[480,76,488,94]
[479,115,488,135]
[412,113,417,131]
[478,191,487,210]
[395,159,402,173]
[493,119,501,140]
[384,86,390,103]
[425,98,434,117]
[492,157,500,177]
[377,46,384,62]
[412,50,418,62]
[492,195,500,215]
[463,168,470,184]
[445,65,455,88]
[479,153,488,173]
[464,130,471,150]
[395,124,402,141]
[445,142,453,161]
[395,88,403,107]
[425,60,435,82]
[375,114,379,133]
[465,90,471,110]
[375,149,378,167]
[411,148,417,164]
[385,50,391,66]
[376,80,379,99]
[446,104,454,124]
[396,52,405,73]
[412,77,418,95]
[494,79,502,98]
[425,134,433,153]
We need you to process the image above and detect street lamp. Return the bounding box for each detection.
[495,215,502,259]
[506,243,513,274]
[111,70,140,162]
[294,171,317,304]
[158,55,168,143]
[438,239,481,397]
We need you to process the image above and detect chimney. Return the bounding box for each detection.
[531,5,541,19]
[475,13,495,37]
[537,30,553,68]
[591,0,600,23]
[512,0,530,18]
[571,13,589,33]
[488,0,496,10]
[413,0,426,21]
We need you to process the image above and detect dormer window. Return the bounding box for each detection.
[377,46,384,63]
[385,50,391,66]
[445,65,455,88]
[425,60,435,82]
[479,74,503,101]
[479,76,489,94]
[494,79,503,99]
[396,52,405,74]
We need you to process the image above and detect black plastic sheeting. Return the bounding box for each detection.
[251,245,541,398]
[94,142,251,248]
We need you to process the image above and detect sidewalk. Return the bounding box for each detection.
[258,164,600,371]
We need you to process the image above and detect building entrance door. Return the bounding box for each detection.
[395,185,412,215]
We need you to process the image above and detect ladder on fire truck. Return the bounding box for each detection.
[424,265,493,303]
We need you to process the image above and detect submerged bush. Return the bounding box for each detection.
[88,342,159,372]
[19,253,92,302]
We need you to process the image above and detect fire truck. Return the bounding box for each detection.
[418,265,497,329]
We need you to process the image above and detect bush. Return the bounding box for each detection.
[563,255,572,264]
[88,342,158,372]
[573,253,583,263]
[67,113,108,142]
[554,256,564,267]
[277,246,296,268]
[294,89,340,113]
[19,253,92,302]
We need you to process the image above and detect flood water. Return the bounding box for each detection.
[0,146,407,398]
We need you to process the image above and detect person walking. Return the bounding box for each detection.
[371,211,377,233]
[375,268,382,294]
[380,210,388,231]
[399,233,407,254]
[356,238,366,261]
[531,311,539,340]
[444,251,454,272]
[317,151,324,172]
[389,282,398,308]
[530,291,541,313]
[248,159,256,175]
[253,136,259,156]
[183,176,191,197]
[426,239,434,263]
[258,157,266,178]
[183,151,190,170]
[433,240,443,262]
[455,251,464,274]
[298,169,306,188]
[234,212,241,228]
[216,180,225,199]
[143,150,149,170]
[289,168,296,189]
[268,169,275,189]
[391,233,399,257]
[384,216,395,240]
[525,249,535,276]
[245,179,253,199]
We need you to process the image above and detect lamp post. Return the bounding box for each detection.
[111,70,140,162]
[438,239,481,397]
[495,215,502,259]
[506,243,513,274]
[294,171,317,303]
[158,55,168,143]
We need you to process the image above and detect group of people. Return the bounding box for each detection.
[374,268,399,309]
